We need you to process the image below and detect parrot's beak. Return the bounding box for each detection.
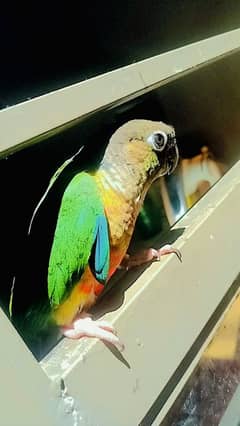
[166,141,179,175]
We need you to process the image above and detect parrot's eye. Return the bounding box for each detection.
[147,131,168,152]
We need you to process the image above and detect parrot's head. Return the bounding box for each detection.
[106,119,179,181]
[144,120,179,177]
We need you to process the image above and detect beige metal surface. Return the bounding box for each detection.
[0,28,240,155]
[42,159,240,426]
[0,309,59,426]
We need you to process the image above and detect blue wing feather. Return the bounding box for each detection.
[89,215,110,283]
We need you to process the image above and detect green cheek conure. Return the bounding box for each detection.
[15,119,181,351]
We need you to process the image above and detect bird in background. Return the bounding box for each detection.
[26,119,181,351]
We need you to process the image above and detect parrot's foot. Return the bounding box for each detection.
[61,313,124,351]
[120,244,182,270]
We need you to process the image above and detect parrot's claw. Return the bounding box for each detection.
[61,313,125,352]
[156,244,182,263]
[119,244,182,270]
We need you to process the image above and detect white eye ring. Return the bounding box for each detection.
[147,131,168,152]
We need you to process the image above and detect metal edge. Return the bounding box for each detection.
[1,28,240,155]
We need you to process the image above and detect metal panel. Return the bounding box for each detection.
[0,309,59,426]
[42,158,240,426]
[0,28,240,155]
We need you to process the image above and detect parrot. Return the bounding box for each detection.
[20,119,181,351]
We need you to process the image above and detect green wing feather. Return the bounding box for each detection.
[48,172,110,306]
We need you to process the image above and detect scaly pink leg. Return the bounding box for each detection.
[120,244,182,270]
[61,313,124,351]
